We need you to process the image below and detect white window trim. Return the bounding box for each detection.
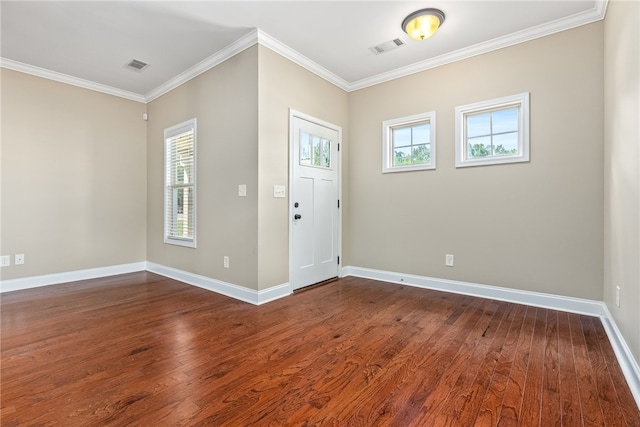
[382,111,436,173]
[164,118,197,248]
[455,92,530,168]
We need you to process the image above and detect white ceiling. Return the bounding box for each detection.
[1,1,606,102]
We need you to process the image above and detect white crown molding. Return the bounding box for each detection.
[0,58,146,103]
[0,262,147,293]
[144,29,260,103]
[256,29,351,92]
[348,0,608,91]
[143,28,351,102]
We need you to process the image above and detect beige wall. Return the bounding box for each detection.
[1,43,348,292]
[347,23,604,300]
[0,69,147,280]
[604,0,640,361]
[145,45,349,291]
[257,45,349,289]
[146,46,260,289]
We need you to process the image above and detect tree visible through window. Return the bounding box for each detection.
[300,132,331,168]
[456,93,529,168]
[164,119,196,247]
[392,123,431,166]
[383,112,436,173]
[467,107,519,158]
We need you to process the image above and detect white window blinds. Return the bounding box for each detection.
[164,119,196,247]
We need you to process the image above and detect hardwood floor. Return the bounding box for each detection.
[2,272,638,426]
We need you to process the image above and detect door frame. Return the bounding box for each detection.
[288,109,343,292]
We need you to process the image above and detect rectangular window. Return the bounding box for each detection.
[455,93,529,167]
[164,118,196,247]
[300,132,331,169]
[383,111,436,173]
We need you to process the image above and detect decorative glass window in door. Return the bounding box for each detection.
[300,132,331,168]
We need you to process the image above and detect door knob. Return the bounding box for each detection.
[294,214,302,220]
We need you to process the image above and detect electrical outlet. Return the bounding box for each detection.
[223,256,229,269]
[616,286,621,308]
[445,254,454,267]
[1,255,9,267]
[15,254,24,265]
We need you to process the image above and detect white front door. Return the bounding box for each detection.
[290,112,341,291]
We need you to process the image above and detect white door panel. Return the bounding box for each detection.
[294,176,314,269]
[317,178,334,263]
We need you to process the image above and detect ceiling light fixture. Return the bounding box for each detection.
[402,8,445,41]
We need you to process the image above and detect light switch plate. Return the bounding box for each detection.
[1,255,10,267]
[273,185,286,198]
[238,184,246,197]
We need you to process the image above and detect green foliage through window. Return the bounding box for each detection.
[300,132,331,168]
[466,107,519,159]
[392,123,431,167]
[468,143,517,158]
[383,111,436,173]
[455,93,529,168]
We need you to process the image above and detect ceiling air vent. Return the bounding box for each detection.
[125,59,149,72]
[369,38,407,55]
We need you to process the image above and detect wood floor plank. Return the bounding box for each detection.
[2,272,639,426]
[457,303,521,427]
[474,304,528,426]
[496,305,537,426]
[557,311,584,426]
[205,285,417,416]
[569,312,606,426]
[197,286,426,426]
[580,315,629,426]
[429,302,515,426]
[292,293,484,426]
[376,297,491,426]
[590,317,640,426]
[541,309,561,427]
[366,298,494,426]
[518,308,547,426]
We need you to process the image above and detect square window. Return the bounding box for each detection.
[455,93,529,167]
[383,111,436,173]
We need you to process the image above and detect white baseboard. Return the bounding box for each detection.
[600,304,640,409]
[146,262,290,305]
[0,262,147,293]
[0,261,291,305]
[341,266,604,316]
[341,265,640,409]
